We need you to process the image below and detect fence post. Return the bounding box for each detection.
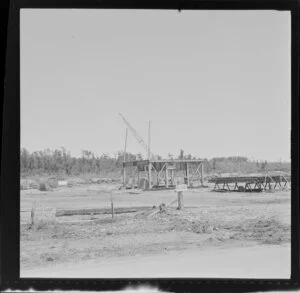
[110,194,114,220]
[177,191,184,210]
[30,201,36,226]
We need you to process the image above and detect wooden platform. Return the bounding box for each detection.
[122,159,204,190]
[208,175,291,192]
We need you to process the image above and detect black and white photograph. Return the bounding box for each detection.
[20,9,291,279]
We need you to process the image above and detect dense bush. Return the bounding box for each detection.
[21,147,141,177]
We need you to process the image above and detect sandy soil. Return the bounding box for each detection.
[20,183,291,278]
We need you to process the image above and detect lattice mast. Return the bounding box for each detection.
[119,113,153,158]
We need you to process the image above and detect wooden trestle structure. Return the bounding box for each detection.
[122,159,204,190]
[208,175,291,192]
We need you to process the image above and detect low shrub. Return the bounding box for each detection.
[39,182,51,191]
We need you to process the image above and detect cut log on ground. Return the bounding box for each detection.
[56,206,152,217]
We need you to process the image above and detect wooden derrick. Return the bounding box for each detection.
[123,159,204,190]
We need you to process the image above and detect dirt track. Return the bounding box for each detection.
[20,184,291,278]
[21,243,290,278]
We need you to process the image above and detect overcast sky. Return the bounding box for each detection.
[21,9,291,161]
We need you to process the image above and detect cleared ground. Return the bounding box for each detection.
[21,244,291,279]
[20,183,291,278]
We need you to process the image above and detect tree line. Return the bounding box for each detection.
[21,147,291,177]
[20,147,142,177]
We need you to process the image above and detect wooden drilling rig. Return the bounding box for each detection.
[119,113,204,191]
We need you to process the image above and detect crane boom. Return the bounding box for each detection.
[119,113,151,156]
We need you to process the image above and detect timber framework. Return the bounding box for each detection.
[208,175,291,192]
[122,159,204,190]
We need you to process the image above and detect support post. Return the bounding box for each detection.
[148,163,152,190]
[171,169,174,186]
[137,170,140,189]
[122,128,128,188]
[123,165,126,188]
[148,121,151,190]
[134,166,139,188]
[200,163,204,187]
[234,182,238,191]
[186,163,189,187]
[165,167,169,188]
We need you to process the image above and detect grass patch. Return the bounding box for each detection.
[229,217,290,244]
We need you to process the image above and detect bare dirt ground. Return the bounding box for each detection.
[21,244,291,279]
[20,183,291,278]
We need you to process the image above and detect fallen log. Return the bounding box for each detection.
[55,207,152,217]
[55,206,152,217]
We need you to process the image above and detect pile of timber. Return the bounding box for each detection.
[208,175,290,192]
[208,175,290,184]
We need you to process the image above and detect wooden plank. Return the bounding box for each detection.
[151,159,203,163]
[123,160,149,167]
